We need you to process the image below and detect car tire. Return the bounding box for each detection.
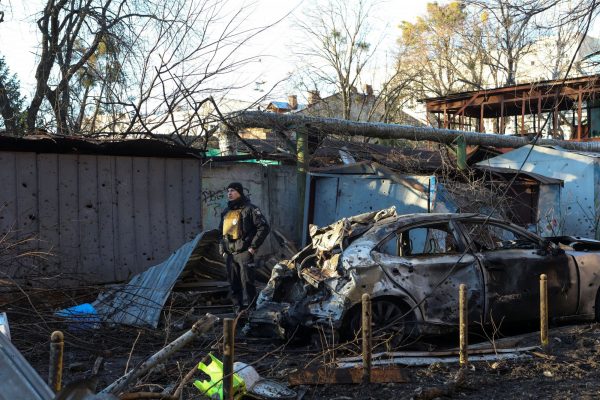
[347,298,417,349]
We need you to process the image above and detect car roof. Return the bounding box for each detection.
[363,212,508,241]
[374,212,484,227]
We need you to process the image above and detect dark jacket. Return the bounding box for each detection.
[219,198,270,254]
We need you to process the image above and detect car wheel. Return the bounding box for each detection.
[348,298,416,349]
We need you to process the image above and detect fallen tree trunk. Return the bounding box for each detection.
[101,314,219,395]
[228,111,600,152]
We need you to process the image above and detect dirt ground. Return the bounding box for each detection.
[5,287,600,400]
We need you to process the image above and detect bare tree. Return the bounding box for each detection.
[465,0,582,85]
[293,0,379,120]
[0,0,279,144]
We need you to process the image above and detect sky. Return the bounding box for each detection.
[0,0,443,104]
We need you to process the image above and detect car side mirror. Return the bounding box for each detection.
[550,242,564,256]
[539,240,564,256]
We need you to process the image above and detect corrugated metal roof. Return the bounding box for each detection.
[0,134,205,158]
[475,165,564,185]
[569,150,600,159]
[0,331,54,400]
[92,229,221,328]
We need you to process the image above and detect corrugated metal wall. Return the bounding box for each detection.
[0,152,202,283]
[201,162,299,254]
[477,145,597,238]
[309,173,432,228]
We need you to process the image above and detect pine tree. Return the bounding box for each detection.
[0,56,25,134]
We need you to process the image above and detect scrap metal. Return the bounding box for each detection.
[0,328,54,400]
[90,230,224,328]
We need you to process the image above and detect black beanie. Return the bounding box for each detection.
[227,182,244,196]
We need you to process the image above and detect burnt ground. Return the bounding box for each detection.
[4,286,600,400]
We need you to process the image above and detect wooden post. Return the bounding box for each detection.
[521,97,526,134]
[223,318,235,400]
[444,106,448,129]
[578,85,583,140]
[362,293,372,384]
[479,104,484,132]
[459,284,468,367]
[500,100,505,134]
[537,96,542,135]
[48,331,64,392]
[540,274,549,349]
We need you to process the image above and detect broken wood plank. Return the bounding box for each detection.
[288,366,409,386]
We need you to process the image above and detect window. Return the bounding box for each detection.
[379,223,459,257]
[461,222,539,251]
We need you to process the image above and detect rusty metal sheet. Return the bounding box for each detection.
[288,366,409,386]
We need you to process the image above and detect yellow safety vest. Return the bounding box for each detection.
[222,209,243,240]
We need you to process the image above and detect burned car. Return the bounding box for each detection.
[248,207,600,343]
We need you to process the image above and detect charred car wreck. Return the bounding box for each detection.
[247,207,600,343]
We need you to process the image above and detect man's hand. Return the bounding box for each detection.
[248,247,256,255]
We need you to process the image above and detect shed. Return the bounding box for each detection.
[304,160,564,243]
[477,145,596,238]
[303,162,438,243]
[0,135,203,283]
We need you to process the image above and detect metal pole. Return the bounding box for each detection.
[223,318,235,400]
[540,274,549,348]
[48,331,64,392]
[362,293,372,384]
[102,314,218,395]
[459,284,468,367]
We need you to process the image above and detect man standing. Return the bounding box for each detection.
[219,182,270,313]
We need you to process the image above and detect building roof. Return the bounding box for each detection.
[422,74,600,118]
[475,164,564,185]
[265,101,307,112]
[0,134,205,158]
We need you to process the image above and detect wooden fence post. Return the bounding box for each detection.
[48,331,64,392]
[362,293,372,384]
[459,284,468,367]
[540,274,549,348]
[223,318,235,400]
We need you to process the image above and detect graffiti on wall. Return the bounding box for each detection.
[201,188,251,219]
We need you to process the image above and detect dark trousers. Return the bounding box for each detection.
[226,251,257,308]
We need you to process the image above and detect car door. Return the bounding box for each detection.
[372,220,485,326]
[457,220,578,324]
